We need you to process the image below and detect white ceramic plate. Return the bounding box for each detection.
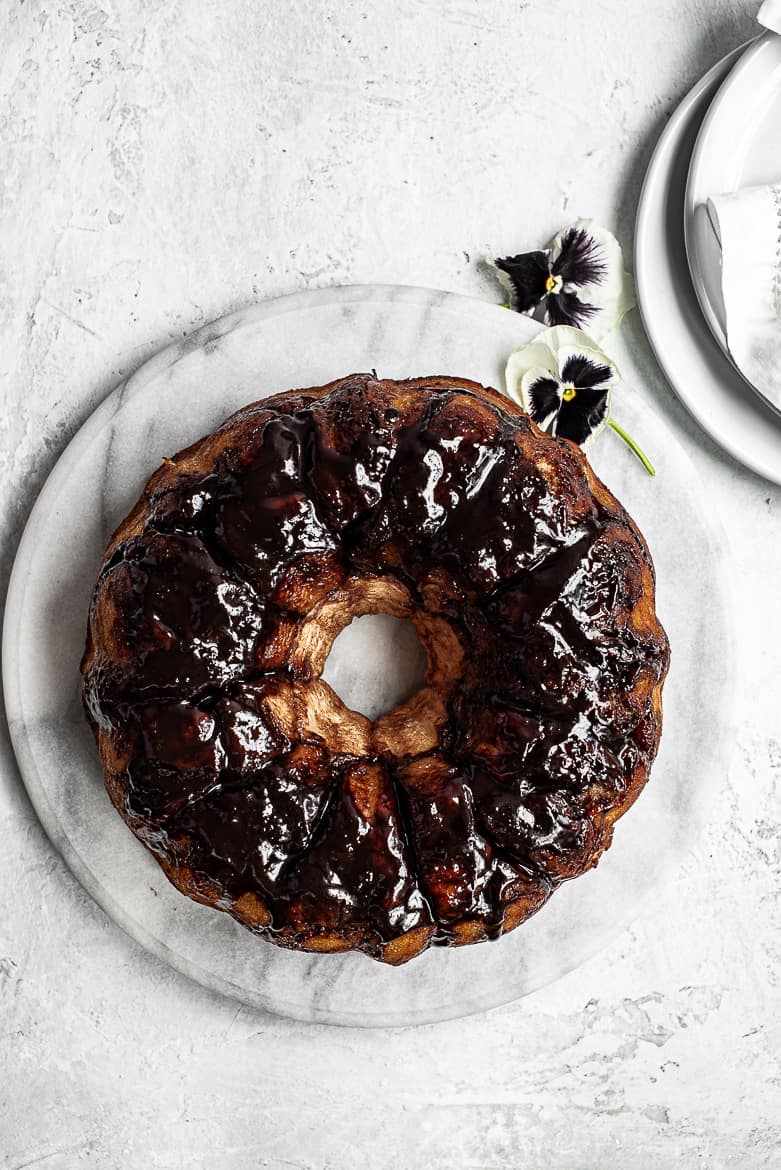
[3,286,735,1026]
[685,32,781,414]
[636,43,781,484]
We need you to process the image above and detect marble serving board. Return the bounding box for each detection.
[2,285,736,1027]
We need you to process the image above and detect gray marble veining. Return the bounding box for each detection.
[3,287,733,1026]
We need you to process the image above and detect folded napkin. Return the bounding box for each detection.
[707,184,781,410]
[758,0,781,32]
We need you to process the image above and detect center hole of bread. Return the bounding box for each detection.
[321,614,427,721]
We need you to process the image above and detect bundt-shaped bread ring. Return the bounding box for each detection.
[81,373,670,965]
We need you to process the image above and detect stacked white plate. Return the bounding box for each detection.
[636,32,781,483]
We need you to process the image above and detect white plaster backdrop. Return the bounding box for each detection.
[1,1,780,1167]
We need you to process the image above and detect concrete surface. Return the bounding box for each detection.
[1,1,778,1167]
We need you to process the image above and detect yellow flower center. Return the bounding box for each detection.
[545,273,559,294]
[562,384,577,402]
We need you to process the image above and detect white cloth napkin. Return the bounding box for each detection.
[707,184,781,409]
[758,0,781,32]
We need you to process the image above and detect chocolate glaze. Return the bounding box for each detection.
[347,389,589,595]
[169,760,333,895]
[83,374,669,962]
[120,700,227,825]
[83,532,265,726]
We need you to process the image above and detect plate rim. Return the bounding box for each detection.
[684,31,781,420]
[635,41,781,486]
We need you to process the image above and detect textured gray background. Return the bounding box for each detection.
[1,1,778,1167]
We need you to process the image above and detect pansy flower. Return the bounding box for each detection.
[491,219,635,340]
[506,325,654,474]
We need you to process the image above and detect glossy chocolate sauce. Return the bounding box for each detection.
[83,375,669,959]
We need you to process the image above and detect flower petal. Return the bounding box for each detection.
[552,224,608,288]
[505,325,620,449]
[490,251,551,314]
[523,374,561,427]
[531,324,598,358]
[548,219,635,339]
[518,326,621,382]
[505,339,559,404]
[544,288,601,329]
[559,351,614,389]
[555,385,612,447]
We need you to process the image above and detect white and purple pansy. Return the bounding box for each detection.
[506,326,617,446]
[491,219,635,340]
[506,325,654,474]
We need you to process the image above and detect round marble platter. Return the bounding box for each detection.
[3,285,735,1027]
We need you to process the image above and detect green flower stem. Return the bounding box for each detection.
[608,418,656,477]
